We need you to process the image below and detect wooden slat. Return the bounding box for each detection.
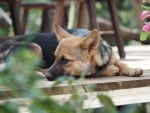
[0,86,149,113]
[21,3,56,9]
[51,87,150,109]
[0,73,150,99]
[1,86,150,112]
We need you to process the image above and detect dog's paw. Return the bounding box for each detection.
[128,68,143,77]
[120,67,143,77]
[103,65,119,76]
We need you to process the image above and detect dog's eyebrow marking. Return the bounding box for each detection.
[62,54,74,61]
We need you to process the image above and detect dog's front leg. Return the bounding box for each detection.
[109,52,143,77]
[98,65,119,76]
[115,60,143,77]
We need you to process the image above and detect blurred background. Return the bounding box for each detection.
[0,0,145,58]
[0,0,142,37]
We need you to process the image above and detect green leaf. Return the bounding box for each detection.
[142,5,150,10]
[98,94,118,113]
[140,32,149,41]
[0,101,19,113]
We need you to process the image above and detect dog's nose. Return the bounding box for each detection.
[45,73,55,81]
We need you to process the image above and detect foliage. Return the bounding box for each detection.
[98,94,118,113]
[140,32,149,41]
[140,1,150,41]
[95,0,137,29]
[25,10,41,34]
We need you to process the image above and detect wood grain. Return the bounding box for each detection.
[0,73,150,99]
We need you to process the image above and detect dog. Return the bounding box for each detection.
[0,23,143,80]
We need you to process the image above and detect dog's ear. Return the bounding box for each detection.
[80,29,100,53]
[53,22,73,41]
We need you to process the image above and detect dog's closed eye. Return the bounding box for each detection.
[60,56,70,65]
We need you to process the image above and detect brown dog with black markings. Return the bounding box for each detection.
[45,23,143,80]
[0,23,143,80]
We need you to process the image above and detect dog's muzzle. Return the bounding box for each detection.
[45,72,56,81]
[45,61,65,81]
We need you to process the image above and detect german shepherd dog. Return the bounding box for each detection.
[0,23,143,80]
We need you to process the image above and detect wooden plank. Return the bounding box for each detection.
[0,73,150,99]
[51,87,150,109]
[83,87,150,108]
[21,3,56,9]
[1,87,150,112]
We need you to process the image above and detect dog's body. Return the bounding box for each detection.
[0,29,91,68]
[0,23,143,80]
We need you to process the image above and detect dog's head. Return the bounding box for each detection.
[46,23,101,80]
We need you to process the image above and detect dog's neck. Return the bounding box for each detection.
[90,38,112,75]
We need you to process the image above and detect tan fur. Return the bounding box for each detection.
[99,65,119,76]
[54,22,74,41]
[53,30,101,76]
[30,43,43,58]
[52,23,143,77]
[55,37,93,76]
[97,52,143,77]
[29,43,47,78]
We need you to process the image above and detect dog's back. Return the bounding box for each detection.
[0,29,94,68]
[0,33,58,68]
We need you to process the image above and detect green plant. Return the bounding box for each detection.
[140,0,150,41]
[95,0,137,29]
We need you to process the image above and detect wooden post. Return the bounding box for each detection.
[21,8,29,33]
[107,0,125,58]
[77,0,89,28]
[9,0,22,35]
[86,0,100,30]
[41,7,53,32]
[55,0,65,26]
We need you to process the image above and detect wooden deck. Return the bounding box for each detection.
[0,45,150,112]
[113,45,150,71]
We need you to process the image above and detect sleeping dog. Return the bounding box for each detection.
[0,23,143,80]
